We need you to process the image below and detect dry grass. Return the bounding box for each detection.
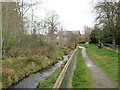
[2,56,55,88]
[2,68,18,87]
[2,45,70,88]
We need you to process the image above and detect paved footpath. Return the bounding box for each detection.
[79,46,116,88]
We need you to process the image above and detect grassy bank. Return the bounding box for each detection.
[86,44,118,87]
[37,57,68,88]
[72,48,93,88]
[2,55,57,88]
[2,45,70,88]
[79,44,85,47]
[37,68,61,88]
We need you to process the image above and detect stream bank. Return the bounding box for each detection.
[9,55,69,88]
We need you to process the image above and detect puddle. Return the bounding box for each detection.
[79,46,94,68]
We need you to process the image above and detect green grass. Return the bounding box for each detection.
[2,45,70,88]
[86,44,118,87]
[37,68,61,88]
[72,48,93,88]
[79,44,85,47]
[56,46,70,60]
[2,55,56,88]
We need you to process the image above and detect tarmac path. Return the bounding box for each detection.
[79,46,116,88]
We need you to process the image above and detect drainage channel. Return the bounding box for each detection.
[10,55,69,88]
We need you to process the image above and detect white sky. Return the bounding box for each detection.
[43,0,94,32]
[3,0,118,33]
[24,0,95,33]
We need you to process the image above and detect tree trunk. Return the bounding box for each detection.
[112,38,116,50]
[0,2,2,59]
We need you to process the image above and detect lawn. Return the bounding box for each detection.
[72,48,93,88]
[86,44,118,87]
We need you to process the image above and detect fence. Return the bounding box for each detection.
[53,46,78,88]
[104,44,119,50]
[103,44,120,53]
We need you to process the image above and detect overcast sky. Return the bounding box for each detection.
[44,0,94,32]
[25,0,95,33]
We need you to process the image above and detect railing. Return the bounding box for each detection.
[53,46,78,88]
[104,44,119,50]
[103,44,120,53]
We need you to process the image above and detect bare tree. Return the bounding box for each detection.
[45,10,60,42]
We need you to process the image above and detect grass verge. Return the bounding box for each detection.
[37,57,68,88]
[86,44,118,87]
[72,48,93,88]
[79,44,85,47]
[37,68,61,88]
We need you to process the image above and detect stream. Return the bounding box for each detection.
[10,55,69,88]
